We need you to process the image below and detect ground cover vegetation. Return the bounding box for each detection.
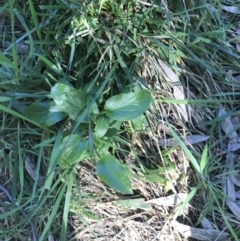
[0,0,240,240]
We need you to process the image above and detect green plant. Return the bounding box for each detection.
[1,0,240,240]
[25,83,152,193]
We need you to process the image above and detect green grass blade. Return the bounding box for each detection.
[28,0,42,40]
[17,123,24,201]
[60,171,74,241]
[168,122,201,174]
[39,184,66,241]
[44,129,63,190]
[0,104,54,133]
[173,184,199,220]
[200,144,208,174]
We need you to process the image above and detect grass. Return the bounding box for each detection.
[0,0,240,240]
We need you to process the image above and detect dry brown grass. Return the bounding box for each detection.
[67,160,190,241]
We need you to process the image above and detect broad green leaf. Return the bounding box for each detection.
[104,90,152,121]
[51,83,88,120]
[90,101,100,116]
[59,135,89,167]
[96,154,133,194]
[25,101,67,126]
[95,114,110,138]
[0,103,53,133]
[105,120,122,138]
